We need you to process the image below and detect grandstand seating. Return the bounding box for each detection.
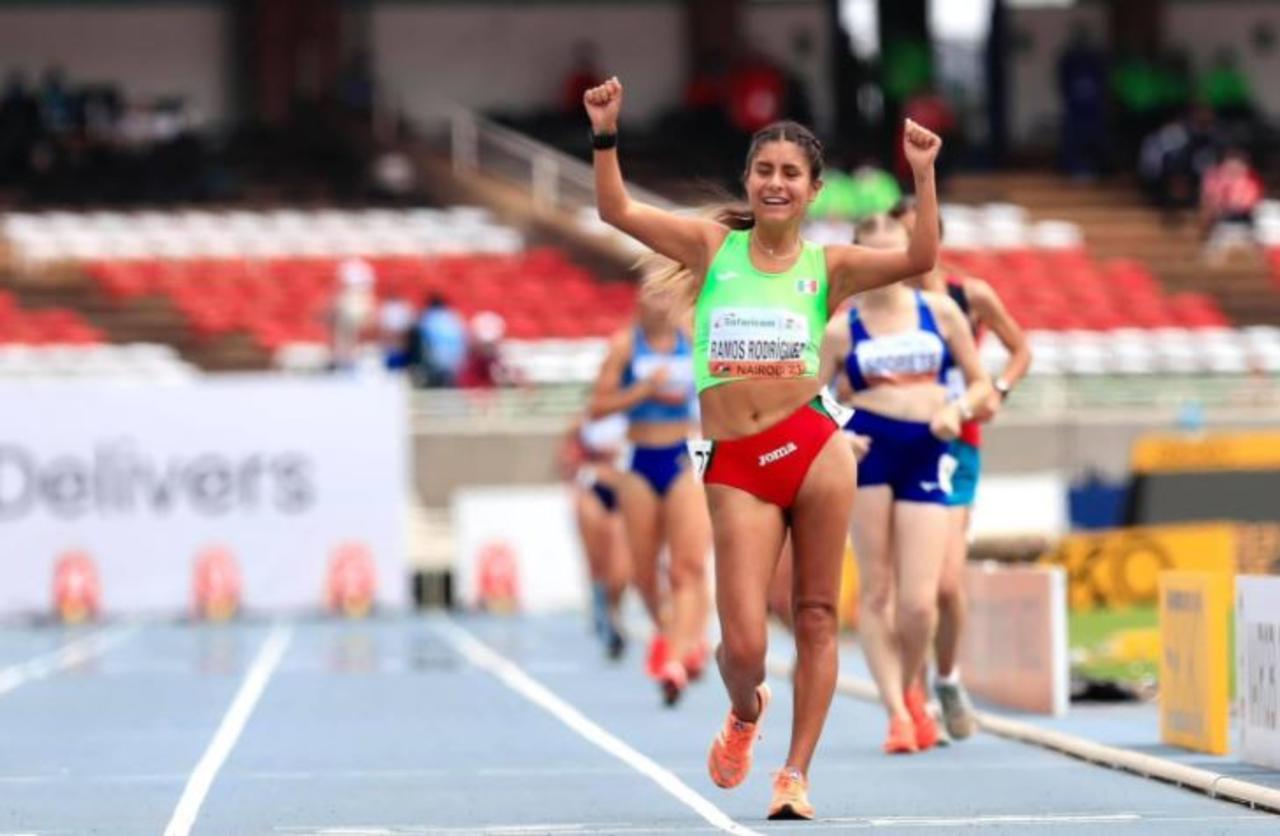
[4,197,1280,381]
[1,208,637,362]
[0,342,197,380]
[0,289,104,346]
[811,202,1280,378]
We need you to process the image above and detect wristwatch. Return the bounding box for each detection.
[995,378,1012,400]
[590,130,618,150]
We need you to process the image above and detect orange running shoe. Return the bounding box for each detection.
[659,659,688,707]
[767,767,815,821]
[708,682,771,788]
[645,635,668,680]
[905,687,940,751]
[883,715,918,754]
[682,640,709,681]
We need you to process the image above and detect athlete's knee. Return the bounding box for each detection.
[668,549,708,589]
[860,576,895,620]
[936,574,964,611]
[897,596,938,635]
[792,598,838,648]
[630,555,659,584]
[719,628,767,677]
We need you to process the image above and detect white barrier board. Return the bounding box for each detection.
[452,485,586,613]
[1237,575,1280,768]
[959,562,1069,715]
[970,472,1067,538]
[0,377,408,615]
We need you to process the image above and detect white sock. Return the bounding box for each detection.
[937,667,961,686]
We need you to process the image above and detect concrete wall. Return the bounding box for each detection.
[411,408,1280,507]
[372,0,831,132]
[0,2,229,122]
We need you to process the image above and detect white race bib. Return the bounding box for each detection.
[819,387,854,428]
[707,307,810,379]
[686,439,713,481]
[632,354,694,395]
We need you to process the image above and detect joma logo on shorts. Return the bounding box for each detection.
[758,442,798,467]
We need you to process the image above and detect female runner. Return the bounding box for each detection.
[586,75,941,817]
[821,212,990,753]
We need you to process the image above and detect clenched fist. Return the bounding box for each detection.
[903,118,942,174]
[583,76,623,133]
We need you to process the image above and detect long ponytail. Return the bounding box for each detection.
[638,204,754,310]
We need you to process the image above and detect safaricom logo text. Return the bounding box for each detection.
[0,441,315,520]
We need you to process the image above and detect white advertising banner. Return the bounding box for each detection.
[0,377,408,616]
[1236,575,1280,769]
[971,472,1068,538]
[452,485,586,614]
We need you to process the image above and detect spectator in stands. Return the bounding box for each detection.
[0,70,39,186]
[369,145,419,204]
[330,258,377,372]
[37,66,73,138]
[1199,47,1254,122]
[727,48,786,137]
[458,311,510,388]
[561,41,604,116]
[377,291,417,371]
[683,53,728,118]
[338,49,376,123]
[782,28,816,129]
[1111,50,1166,160]
[897,83,956,185]
[1138,104,1222,218]
[1057,25,1108,179]
[415,294,467,388]
[1200,147,1264,263]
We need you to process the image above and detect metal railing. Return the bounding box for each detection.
[448,109,679,215]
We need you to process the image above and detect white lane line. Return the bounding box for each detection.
[271,811,1275,835]
[432,618,762,836]
[856,813,1143,828]
[163,623,292,836]
[0,625,138,697]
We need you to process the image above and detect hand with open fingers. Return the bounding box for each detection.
[584,76,623,133]
[903,118,942,173]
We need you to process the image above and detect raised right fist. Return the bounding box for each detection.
[583,76,623,133]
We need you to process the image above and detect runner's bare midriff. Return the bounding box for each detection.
[698,377,821,440]
[848,384,949,424]
[628,421,697,447]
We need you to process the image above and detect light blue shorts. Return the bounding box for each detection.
[945,440,981,507]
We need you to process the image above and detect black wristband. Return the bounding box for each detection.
[591,130,618,150]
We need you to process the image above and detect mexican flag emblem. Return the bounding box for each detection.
[796,278,818,295]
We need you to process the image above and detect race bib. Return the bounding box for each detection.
[575,465,598,488]
[615,444,635,472]
[707,308,809,379]
[632,354,694,396]
[819,387,854,428]
[686,439,713,481]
